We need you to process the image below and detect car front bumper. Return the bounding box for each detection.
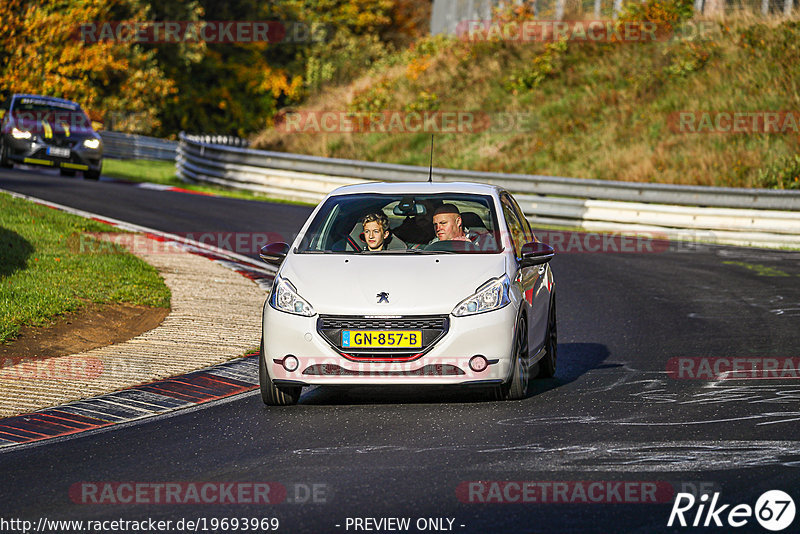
[263,303,517,386]
[5,136,102,172]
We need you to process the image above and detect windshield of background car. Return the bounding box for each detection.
[10,98,92,132]
[296,193,502,254]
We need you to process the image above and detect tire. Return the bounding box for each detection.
[60,168,76,177]
[84,168,100,180]
[259,338,301,406]
[491,316,530,401]
[536,294,558,378]
[0,138,12,168]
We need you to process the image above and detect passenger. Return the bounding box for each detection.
[361,212,391,251]
[431,204,469,242]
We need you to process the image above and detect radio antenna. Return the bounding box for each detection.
[428,134,434,183]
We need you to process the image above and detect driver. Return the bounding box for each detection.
[431,204,469,242]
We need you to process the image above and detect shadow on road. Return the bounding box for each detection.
[0,226,34,277]
[296,342,610,406]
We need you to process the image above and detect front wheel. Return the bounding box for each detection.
[259,339,301,406]
[84,168,101,180]
[536,294,557,378]
[0,138,13,168]
[491,316,530,401]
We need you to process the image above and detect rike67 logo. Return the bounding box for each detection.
[668,490,796,531]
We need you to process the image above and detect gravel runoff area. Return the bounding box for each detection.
[0,234,267,418]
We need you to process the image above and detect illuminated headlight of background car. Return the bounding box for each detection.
[11,127,32,140]
[83,138,101,149]
[270,276,316,317]
[452,274,511,317]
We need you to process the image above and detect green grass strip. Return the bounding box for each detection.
[0,192,171,343]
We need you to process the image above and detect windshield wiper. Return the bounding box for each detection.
[401,248,456,254]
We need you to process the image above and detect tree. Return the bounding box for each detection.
[0,0,175,133]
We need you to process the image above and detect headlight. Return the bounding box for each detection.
[452,274,511,317]
[269,276,315,317]
[11,127,31,140]
[83,138,101,149]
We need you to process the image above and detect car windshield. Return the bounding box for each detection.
[11,98,91,128]
[296,193,502,254]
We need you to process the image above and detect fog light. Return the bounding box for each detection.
[282,355,299,372]
[469,355,489,373]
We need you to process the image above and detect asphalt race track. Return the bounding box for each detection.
[2,167,800,533]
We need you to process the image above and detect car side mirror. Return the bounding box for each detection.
[259,242,289,266]
[519,241,555,268]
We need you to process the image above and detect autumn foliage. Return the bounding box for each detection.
[0,0,431,136]
[0,0,175,130]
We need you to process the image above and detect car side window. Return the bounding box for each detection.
[506,194,533,242]
[501,197,526,259]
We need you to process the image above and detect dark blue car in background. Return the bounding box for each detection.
[0,94,103,179]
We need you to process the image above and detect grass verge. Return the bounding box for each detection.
[102,158,314,205]
[0,192,171,343]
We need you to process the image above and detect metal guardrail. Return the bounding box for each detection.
[100,131,179,161]
[176,132,800,248]
[431,0,798,35]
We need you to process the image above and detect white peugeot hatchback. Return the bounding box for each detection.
[259,182,556,405]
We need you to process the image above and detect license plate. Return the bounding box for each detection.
[47,146,70,158]
[341,330,422,349]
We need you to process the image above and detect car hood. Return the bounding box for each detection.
[279,253,507,316]
[8,118,97,139]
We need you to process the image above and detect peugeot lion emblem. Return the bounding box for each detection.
[377,292,389,304]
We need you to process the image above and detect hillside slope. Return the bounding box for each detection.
[253,4,800,189]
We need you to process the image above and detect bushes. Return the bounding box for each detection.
[505,40,568,94]
[758,154,800,190]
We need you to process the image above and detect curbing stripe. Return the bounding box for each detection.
[74,399,156,419]
[23,414,88,431]
[102,390,191,410]
[54,405,132,423]
[0,428,50,441]
[207,367,260,384]
[46,410,108,426]
[99,390,188,411]
[0,354,259,450]
[101,178,216,197]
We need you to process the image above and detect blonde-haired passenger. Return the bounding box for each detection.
[361,212,391,251]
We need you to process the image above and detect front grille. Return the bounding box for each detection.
[303,364,464,376]
[317,314,449,361]
[319,316,446,330]
[44,136,78,149]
